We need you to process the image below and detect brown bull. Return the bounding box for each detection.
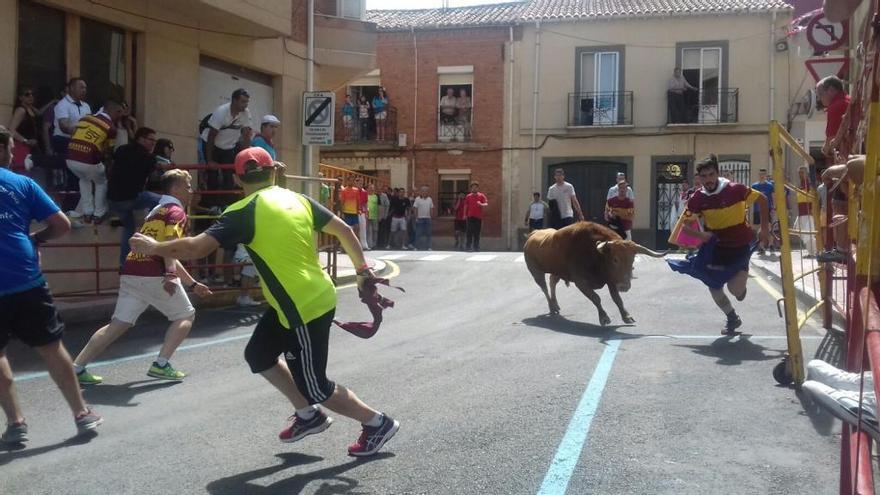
[524,222,666,325]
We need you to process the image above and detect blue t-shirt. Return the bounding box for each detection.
[751,180,775,209]
[342,102,354,116]
[0,168,60,296]
[252,135,277,160]
[372,96,387,112]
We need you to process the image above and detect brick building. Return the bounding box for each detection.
[320,5,521,249]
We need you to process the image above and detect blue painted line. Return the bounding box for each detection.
[14,332,252,383]
[537,339,621,495]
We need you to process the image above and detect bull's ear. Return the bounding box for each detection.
[596,241,608,253]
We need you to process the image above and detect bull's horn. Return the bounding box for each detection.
[596,241,608,252]
[632,243,668,258]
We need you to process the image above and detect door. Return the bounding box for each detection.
[579,52,619,125]
[655,160,689,248]
[546,161,627,224]
[682,47,721,123]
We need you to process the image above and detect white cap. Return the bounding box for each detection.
[261,114,281,126]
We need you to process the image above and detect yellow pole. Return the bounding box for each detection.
[856,101,879,280]
[770,120,805,385]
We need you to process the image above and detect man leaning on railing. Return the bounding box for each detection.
[668,67,697,124]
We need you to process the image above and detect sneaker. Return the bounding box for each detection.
[348,414,400,457]
[74,408,103,434]
[803,380,880,438]
[817,249,847,264]
[77,369,104,385]
[1,421,28,444]
[723,314,742,335]
[279,410,333,443]
[147,362,186,381]
[236,295,261,307]
[807,360,874,392]
[66,210,83,219]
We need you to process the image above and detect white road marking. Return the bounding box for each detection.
[420,254,452,261]
[466,254,497,262]
[378,253,409,260]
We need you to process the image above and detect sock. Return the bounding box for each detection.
[365,413,384,427]
[296,405,318,420]
[155,356,169,367]
[74,364,85,374]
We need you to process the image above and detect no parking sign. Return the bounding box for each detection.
[806,13,849,52]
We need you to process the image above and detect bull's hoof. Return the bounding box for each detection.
[623,315,636,324]
[599,314,612,326]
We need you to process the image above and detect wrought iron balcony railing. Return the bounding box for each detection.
[567,91,633,127]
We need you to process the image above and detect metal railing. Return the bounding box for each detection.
[667,88,738,125]
[567,91,634,127]
[336,105,398,145]
[437,109,473,143]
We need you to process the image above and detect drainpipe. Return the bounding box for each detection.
[507,25,516,250]
[411,27,418,191]
[302,0,315,191]
[530,20,541,194]
[769,10,776,123]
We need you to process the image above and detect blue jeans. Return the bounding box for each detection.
[416,218,432,249]
[109,191,162,265]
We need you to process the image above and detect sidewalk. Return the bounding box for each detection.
[55,255,389,325]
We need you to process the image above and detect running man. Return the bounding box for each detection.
[668,154,770,334]
[0,127,102,443]
[74,169,212,385]
[129,147,399,457]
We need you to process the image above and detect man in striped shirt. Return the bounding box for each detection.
[66,100,122,224]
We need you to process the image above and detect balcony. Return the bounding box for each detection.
[438,110,473,143]
[567,91,634,127]
[315,14,378,89]
[667,89,739,125]
[331,105,398,147]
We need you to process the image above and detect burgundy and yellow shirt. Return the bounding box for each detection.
[606,196,634,230]
[686,180,761,248]
[120,201,187,277]
[67,113,117,164]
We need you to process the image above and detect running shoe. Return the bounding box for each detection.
[803,380,880,438]
[75,408,103,434]
[807,360,874,392]
[147,362,186,381]
[77,369,104,385]
[2,421,28,443]
[722,314,742,335]
[279,410,333,443]
[348,414,400,457]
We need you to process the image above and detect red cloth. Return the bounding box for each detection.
[333,277,404,339]
[825,92,851,139]
[465,192,487,219]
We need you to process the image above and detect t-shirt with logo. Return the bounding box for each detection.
[0,168,60,296]
[340,187,361,215]
[465,192,487,219]
[67,112,117,164]
[120,198,187,277]
[413,196,433,218]
[686,179,761,248]
[547,182,576,219]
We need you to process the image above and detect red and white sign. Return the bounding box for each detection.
[806,13,848,52]
[805,56,849,82]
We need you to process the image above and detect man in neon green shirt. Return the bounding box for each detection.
[366,183,379,249]
[129,147,399,457]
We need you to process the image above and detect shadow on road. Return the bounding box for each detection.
[520,315,640,343]
[205,452,394,494]
[81,379,181,407]
[795,388,837,437]
[0,431,98,466]
[674,335,784,365]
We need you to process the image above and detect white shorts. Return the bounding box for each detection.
[234,244,258,278]
[112,275,195,325]
[343,115,353,127]
[375,111,387,120]
[390,217,407,232]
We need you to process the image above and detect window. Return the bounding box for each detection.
[17,0,66,109]
[674,42,732,124]
[438,175,470,217]
[80,18,127,110]
[573,46,625,126]
[438,66,473,142]
[338,0,364,19]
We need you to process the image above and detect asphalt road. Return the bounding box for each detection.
[3,251,843,494]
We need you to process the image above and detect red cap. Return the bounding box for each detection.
[234,147,274,177]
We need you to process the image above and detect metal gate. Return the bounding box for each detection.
[655,161,689,248]
[719,159,751,185]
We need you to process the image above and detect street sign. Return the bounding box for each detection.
[806,13,848,52]
[302,91,335,145]
[805,56,849,83]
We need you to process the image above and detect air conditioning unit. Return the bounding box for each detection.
[398,133,407,147]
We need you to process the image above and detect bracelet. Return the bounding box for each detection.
[356,264,371,275]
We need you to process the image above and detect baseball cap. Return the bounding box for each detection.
[234,146,275,177]
[261,114,281,126]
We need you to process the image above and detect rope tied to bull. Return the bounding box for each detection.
[333,277,405,339]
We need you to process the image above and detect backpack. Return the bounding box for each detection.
[198,113,212,134]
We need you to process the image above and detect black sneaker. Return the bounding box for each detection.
[278,410,333,443]
[348,414,400,457]
[1,421,28,444]
[817,249,847,264]
[723,314,743,335]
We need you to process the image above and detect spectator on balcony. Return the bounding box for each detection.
[667,67,697,124]
[342,95,355,142]
[439,88,458,126]
[253,115,281,160]
[373,89,389,142]
[200,88,253,190]
[357,95,371,141]
[8,86,41,174]
[817,76,850,160]
[66,99,123,226]
[107,127,173,266]
[413,186,434,250]
[456,88,472,141]
[605,182,635,240]
[606,172,634,200]
[52,78,91,158]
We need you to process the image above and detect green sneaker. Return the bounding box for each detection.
[147,362,186,381]
[77,369,103,385]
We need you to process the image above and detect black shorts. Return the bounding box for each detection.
[454,219,467,232]
[0,284,65,350]
[712,244,752,267]
[244,307,336,405]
